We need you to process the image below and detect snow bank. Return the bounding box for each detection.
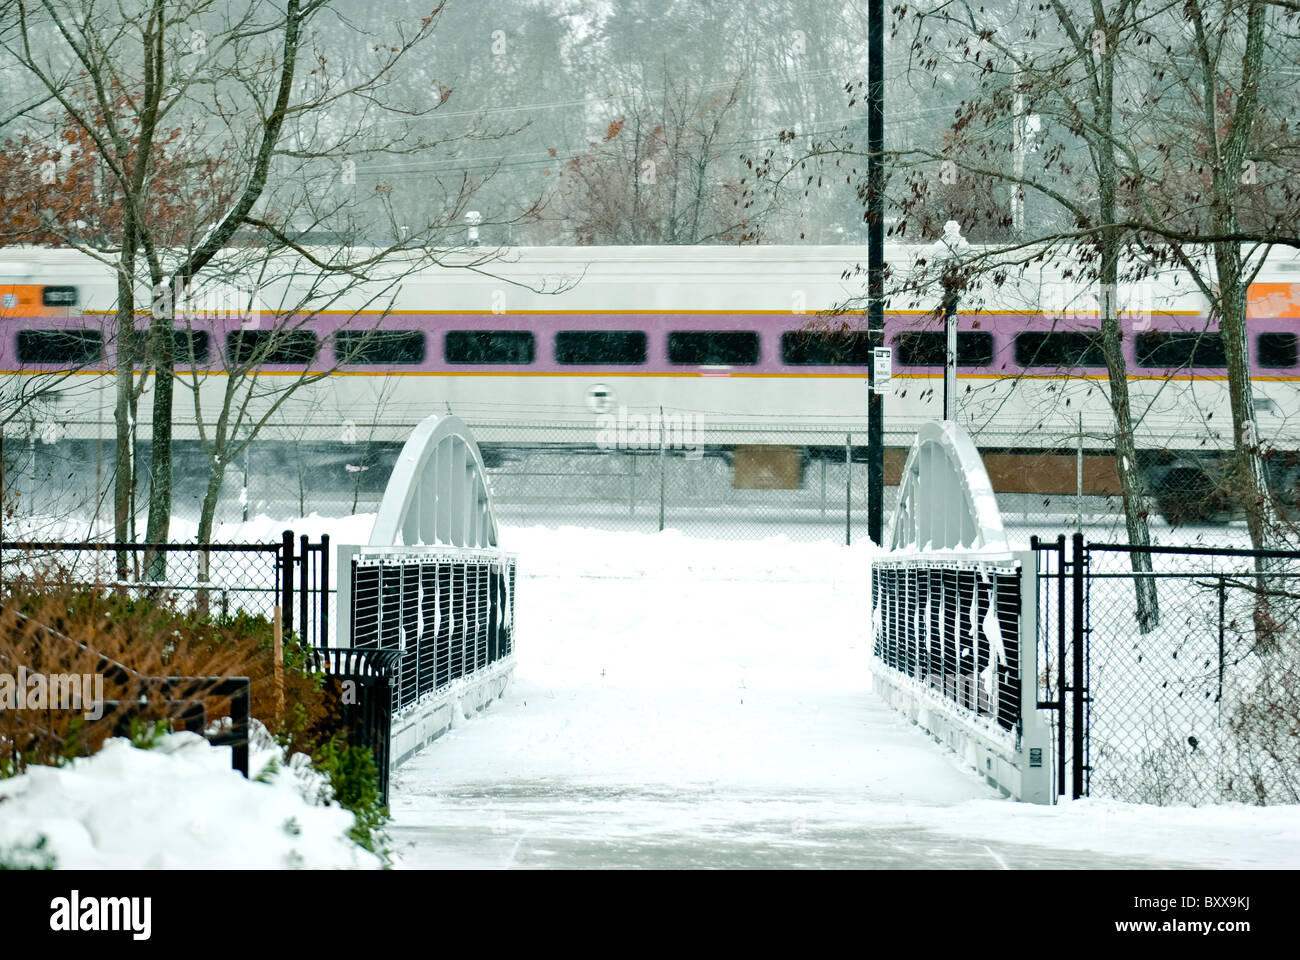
[0,730,382,870]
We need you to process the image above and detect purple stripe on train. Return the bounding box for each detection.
[1,311,1297,374]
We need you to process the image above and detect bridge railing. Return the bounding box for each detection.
[871,549,1052,802]
[335,545,516,715]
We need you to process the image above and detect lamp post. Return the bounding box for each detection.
[926,221,970,422]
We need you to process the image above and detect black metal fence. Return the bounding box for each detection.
[1034,534,1300,805]
[0,531,324,780]
[872,557,1026,734]
[1,533,519,806]
[310,646,401,804]
[0,531,331,647]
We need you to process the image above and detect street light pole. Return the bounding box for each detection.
[927,221,971,423]
[866,0,885,545]
[943,287,958,421]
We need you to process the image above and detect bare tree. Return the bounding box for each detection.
[555,74,758,245]
[748,0,1300,630]
[1,0,537,576]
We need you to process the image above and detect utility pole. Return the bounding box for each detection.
[866,0,885,545]
[1011,66,1025,235]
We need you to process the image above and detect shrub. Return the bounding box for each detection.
[2,566,392,860]
[0,835,56,870]
[1228,657,1300,804]
[312,736,392,866]
[0,573,334,774]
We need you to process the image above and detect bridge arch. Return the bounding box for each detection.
[887,420,1007,552]
[369,414,499,548]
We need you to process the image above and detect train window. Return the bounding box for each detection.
[1135,331,1226,368]
[226,329,318,366]
[893,331,995,367]
[555,330,647,365]
[41,285,79,307]
[176,330,210,362]
[336,330,426,365]
[444,330,535,364]
[668,331,760,365]
[1257,332,1298,369]
[781,330,873,365]
[17,329,102,365]
[132,328,210,363]
[1014,331,1107,368]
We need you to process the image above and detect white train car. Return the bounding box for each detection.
[2,243,1298,517]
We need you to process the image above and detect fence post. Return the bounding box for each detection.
[281,529,295,643]
[321,533,331,649]
[1076,411,1083,533]
[299,533,310,646]
[658,407,666,532]
[627,451,637,517]
[1070,531,1086,799]
[845,433,852,546]
[1217,575,1226,722]
[1056,534,1066,796]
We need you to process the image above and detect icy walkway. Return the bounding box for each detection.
[390,527,1299,869]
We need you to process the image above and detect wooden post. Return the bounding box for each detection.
[273,604,285,719]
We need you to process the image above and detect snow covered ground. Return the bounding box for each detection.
[0,727,382,869]
[5,510,1295,868]
[389,524,1300,869]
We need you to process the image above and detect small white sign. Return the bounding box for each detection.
[872,347,893,394]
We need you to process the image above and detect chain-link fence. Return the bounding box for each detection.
[0,534,333,647]
[3,411,1291,546]
[0,539,279,616]
[475,422,900,543]
[1082,544,1300,805]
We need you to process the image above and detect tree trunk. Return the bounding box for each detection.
[144,297,175,580]
[1216,259,1271,547]
[1206,0,1271,557]
[1098,253,1159,632]
[194,458,227,619]
[196,459,226,546]
[1216,247,1277,644]
[113,265,136,578]
[1095,34,1158,631]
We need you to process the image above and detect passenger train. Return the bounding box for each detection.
[2,244,1299,517]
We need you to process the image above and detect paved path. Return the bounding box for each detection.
[390,681,1191,869]
[387,530,1227,869]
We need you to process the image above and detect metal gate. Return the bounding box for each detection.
[1030,534,1089,800]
